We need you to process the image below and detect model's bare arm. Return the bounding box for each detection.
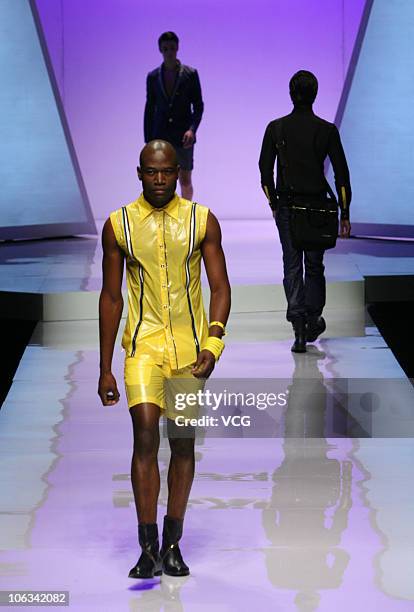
[202,211,231,334]
[192,211,231,378]
[98,218,125,405]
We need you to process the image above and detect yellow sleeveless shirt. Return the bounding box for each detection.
[110,193,210,369]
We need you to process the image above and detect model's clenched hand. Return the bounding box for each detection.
[98,372,120,406]
[191,350,216,379]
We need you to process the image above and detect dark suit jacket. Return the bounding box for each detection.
[144,62,204,147]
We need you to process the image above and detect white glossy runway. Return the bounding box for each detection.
[1,220,414,610]
[1,316,414,610]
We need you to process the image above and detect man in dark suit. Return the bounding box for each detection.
[144,32,204,200]
[259,70,352,353]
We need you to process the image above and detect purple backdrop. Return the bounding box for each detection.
[36,0,365,221]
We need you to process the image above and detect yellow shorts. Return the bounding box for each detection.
[124,350,205,419]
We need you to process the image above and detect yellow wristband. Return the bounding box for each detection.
[201,336,225,361]
[209,321,226,336]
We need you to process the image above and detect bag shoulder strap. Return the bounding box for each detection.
[272,119,293,193]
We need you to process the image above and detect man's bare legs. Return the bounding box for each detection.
[130,402,161,523]
[179,169,193,201]
[129,405,195,521]
[129,405,195,576]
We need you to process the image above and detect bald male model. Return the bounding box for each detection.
[98,140,230,578]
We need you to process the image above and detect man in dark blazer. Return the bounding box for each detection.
[144,31,204,200]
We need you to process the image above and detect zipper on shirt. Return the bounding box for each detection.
[131,263,144,357]
[185,203,200,355]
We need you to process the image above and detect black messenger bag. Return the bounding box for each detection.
[288,198,339,251]
[274,122,339,251]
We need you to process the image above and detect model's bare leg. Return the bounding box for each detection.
[179,169,193,201]
[129,402,161,523]
[159,419,195,577]
[166,420,195,519]
[128,402,163,579]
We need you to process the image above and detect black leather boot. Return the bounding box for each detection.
[291,317,306,353]
[128,523,162,579]
[306,316,326,342]
[160,516,190,577]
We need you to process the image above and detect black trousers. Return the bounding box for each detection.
[275,206,326,322]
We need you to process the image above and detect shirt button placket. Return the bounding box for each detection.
[158,211,170,342]
[160,212,177,368]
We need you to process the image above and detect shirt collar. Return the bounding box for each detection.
[161,59,181,73]
[136,193,181,221]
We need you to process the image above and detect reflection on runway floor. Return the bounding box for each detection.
[0,321,413,611]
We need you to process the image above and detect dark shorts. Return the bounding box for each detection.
[175,145,194,171]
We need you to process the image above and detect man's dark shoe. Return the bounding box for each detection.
[291,317,306,353]
[160,516,190,577]
[306,316,326,342]
[129,523,162,579]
